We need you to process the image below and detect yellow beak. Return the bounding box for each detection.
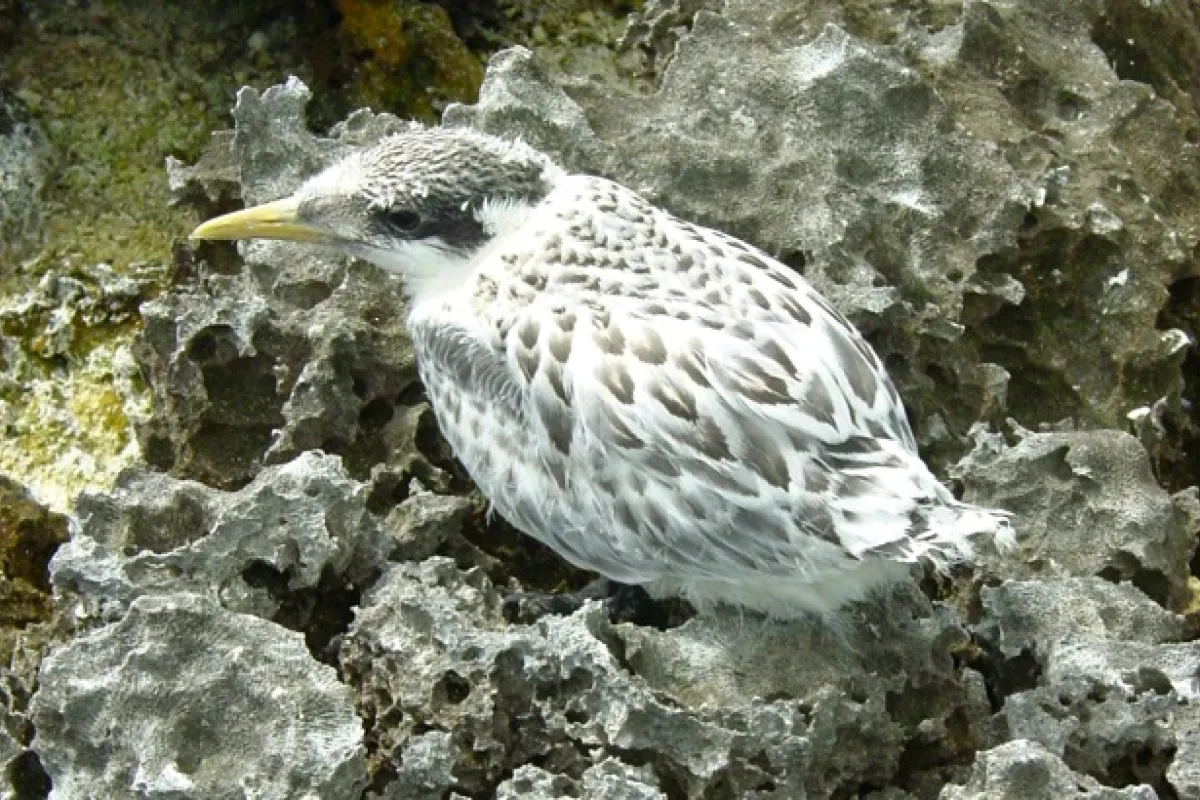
[189,197,328,243]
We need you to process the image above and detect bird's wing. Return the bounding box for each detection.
[503,240,946,581]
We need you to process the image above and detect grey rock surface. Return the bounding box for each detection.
[975,577,1186,662]
[31,592,367,799]
[940,739,1157,799]
[954,425,1197,607]
[493,759,664,799]
[50,451,392,622]
[340,558,993,797]
[0,93,52,265]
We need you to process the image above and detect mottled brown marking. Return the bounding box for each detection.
[841,474,876,498]
[594,325,626,355]
[800,501,838,543]
[767,269,797,291]
[704,289,722,305]
[650,378,698,421]
[643,303,666,316]
[549,331,572,363]
[644,499,668,536]
[738,252,770,271]
[517,348,539,382]
[631,328,668,365]
[865,417,893,440]
[738,360,792,405]
[608,412,644,449]
[676,254,694,272]
[686,459,757,496]
[615,498,638,531]
[729,321,755,341]
[598,360,635,403]
[759,339,796,377]
[557,312,577,332]
[802,463,830,493]
[831,436,883,456]
[749,289,771,310]
[682,494,709,521]
[830,330,878,404]
[547,457,567,488]
[779,295,812,326]
[733,508,790,543]
[545,361,570,405]
[518,320,539,349]
[801,378,837,425]
[742,433,790,489]
[645,451,683,478]
[695,415,732,461]
[674,350,710,388]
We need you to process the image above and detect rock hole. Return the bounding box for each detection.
[187,330,219,361]
[1130,666,1174,696]
[781,249,807,275]
[358,396,395,432]
[1054,90,1087,122]
[7,749,51,798]
[274,279,333,310]
[434,670,471,705]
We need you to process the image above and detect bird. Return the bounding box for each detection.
[191,124,1014,620]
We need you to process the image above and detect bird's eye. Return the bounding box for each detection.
[383,209,422,233]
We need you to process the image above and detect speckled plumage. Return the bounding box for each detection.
[194,125,1014,618]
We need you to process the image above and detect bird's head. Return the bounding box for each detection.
[191,126,563,298]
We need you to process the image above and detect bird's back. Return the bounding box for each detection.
[410,174,1011,617]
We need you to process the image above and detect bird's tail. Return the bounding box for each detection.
[898,499,1016,571]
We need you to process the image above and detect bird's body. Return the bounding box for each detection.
[193,125,1013,619]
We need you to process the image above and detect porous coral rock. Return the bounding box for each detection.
[49,451,391,623]
[31,592,367,799]
[940,739,1157,799]
[952,425,1198,608]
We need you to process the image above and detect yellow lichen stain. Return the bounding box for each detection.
[336,0,483,121]
[0,329,146,514]
[1183,575,1200,627]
